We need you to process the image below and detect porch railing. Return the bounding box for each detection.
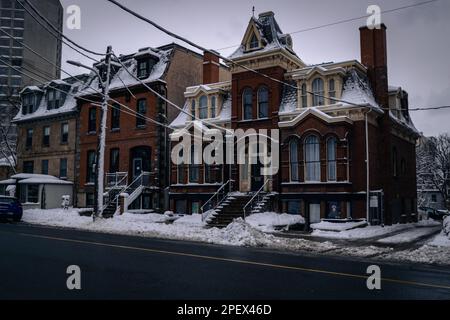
[200,179,234,222]
[243,178,272,220]
[105,172,128,189]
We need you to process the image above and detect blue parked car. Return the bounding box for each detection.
[0,196,23,222]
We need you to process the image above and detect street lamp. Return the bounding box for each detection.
[67,46,113,219]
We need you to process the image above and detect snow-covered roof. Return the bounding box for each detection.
[0,179,16,185]
[229,11,299,61]
[340,69,383,112]
[79,47,172,96]
[171,82,232,129]
[9,173,73,185]
[13,75,91,123]
[389,111,420,135]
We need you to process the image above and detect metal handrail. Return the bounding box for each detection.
[201,179,234,222]
[101,171,151,213]
[243,178,272,220]
[106,172,128,188]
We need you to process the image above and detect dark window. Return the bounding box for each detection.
[287,201,301,215]
[242,88,252,120]
[393,147,398,177]
[301,84,307,108]
[47,89,62,109]
[189,146,199,183]
[86,193,95,207]
[177,165,185,184]
[258,86,269,118]
[431,194,437,203]
[211,96,216,118]
[42,126,50,147]
[327,137,337,181]
[26,185,39,203]
[137,60,149,78]
[111,103,120,130]
[86,150,96,184]
[329,79,336,102]
[41,160,48,175]
[327,201,341,219]
[312,78,324,106]
[191,100,196,120]
[136,99,147,127]
[88,107,96,133]
[175,200,187,214]
[25,128,33,149]
[23,161,34,174]
[199,96,208,119]
[22,93,36,114]
[401,158,407,175]
[109,148,120,173]
[61,123,69,144]
[59,158,67,179]
[289,140,299,181]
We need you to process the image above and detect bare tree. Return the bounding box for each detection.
[418,134,450,209]
[0,87,20,174]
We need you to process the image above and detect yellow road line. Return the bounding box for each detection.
[19,232,450,291]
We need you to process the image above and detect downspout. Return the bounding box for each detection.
[365,106,372,224]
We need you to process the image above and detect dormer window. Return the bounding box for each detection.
[199,96,208,119]
[47,89,62,110]
[22,93,36,115]
[137,60,149,79]
[249,33,259,50]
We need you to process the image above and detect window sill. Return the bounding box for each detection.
[60,142,68,146]
[135,125,147,130]
[238,118,271,123]
[87,132,97,136]
[282,181,352,185]
[111,128,120,133]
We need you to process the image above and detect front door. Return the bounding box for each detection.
[309,203,321,223]
[133,158,143,179]
[251,163,264,191]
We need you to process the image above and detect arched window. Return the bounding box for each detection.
[301,83,307,108]
[401,158,407,176]
[305,135,321,182]
[242,88,253,120]
[289,140,299,181]
[211,96,216,118]
[312,78,324,106]
[199,95,208,119]
[249,33,259,49]
[327,137,337,181]
[191,99,196,120]
[393,147,398,177]
[257,86,269,118]
[329,79,336,102]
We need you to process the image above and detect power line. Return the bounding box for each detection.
[15,0,99,63]
[106,0,448,114]
[0,56,172,130]
[112,51,233,134]
[215,0,440,51]
[20,0,104,57]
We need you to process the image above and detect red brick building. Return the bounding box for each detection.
[169,12,419,226]
[76,44,230,212]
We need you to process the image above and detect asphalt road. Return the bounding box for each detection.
[1,222,450,300]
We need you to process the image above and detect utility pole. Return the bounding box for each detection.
[94,45,113,219]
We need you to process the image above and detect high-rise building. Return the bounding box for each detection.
[0,0,62,156]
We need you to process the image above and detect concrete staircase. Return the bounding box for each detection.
[205,193,275,228]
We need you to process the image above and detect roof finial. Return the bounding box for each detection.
[252,6,255,18]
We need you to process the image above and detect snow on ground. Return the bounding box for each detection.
[377,226,441,244]
[21,209,334,252]
[311,223,414,240]
[246,212,305,232]
[21,209,450,266]
[428,233,450,247]
[444,216,450,237]
[310,220,367,232]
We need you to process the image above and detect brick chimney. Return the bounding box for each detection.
[359,24,388,108]
[203,50,220,84]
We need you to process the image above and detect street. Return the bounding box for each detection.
[1,222,450,300]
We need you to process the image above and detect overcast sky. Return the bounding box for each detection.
[59,0,450,137]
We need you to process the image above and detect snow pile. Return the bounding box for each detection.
[311,223,414,240]
[382,245,450,265]
[377,226,441,244]
[444,216,450,238]
[220,218,274,247]
[173,214,204,226]
[246,212,304,232]
[311,220,367,232]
